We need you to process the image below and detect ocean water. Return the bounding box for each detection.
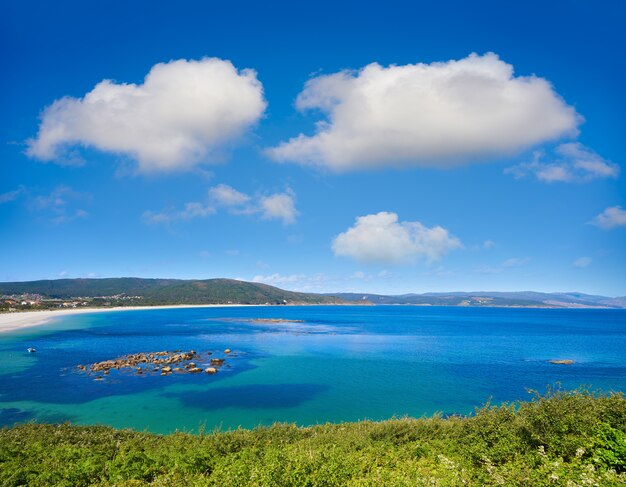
[0,305,625,434]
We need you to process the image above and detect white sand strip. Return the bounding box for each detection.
[0,304,258,334]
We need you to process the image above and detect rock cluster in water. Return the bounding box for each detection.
[78,349,234,380]
[252,318,305,324]
[548,359,575,365]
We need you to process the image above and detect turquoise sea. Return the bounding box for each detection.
[1,306,625,434]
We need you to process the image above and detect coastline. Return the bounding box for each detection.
[1,302,618,335]
[0,304,259,334]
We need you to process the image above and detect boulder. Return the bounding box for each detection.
[205,367,218,374]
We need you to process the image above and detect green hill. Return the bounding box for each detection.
[0,278,344,305]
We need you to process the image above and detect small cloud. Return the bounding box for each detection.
[424,266,454,277]
[199,250,211,258]
[59,270,69,278]
[249,272,333,292]
[209,184,251,208]
[505,143,619,183]
[0,185,26,204]
[256,260,270,269]
[194,168,215,181]
[502,257,531,268]
[482,240,495,249]
[378,269,392,279]
[52,208,88,225]
[591,206,626,229]
[143,210,174,225]
[351,271,367,279]
[252,273,306,285]
[475,257,531,274]
[27,186,90,224]
[573,257,592,268]
[332,211,461,265]
[259,189,298,225]
[225,249,240,257]
[474,265,502,275]
[287,234,304,244]
[144,184,298,226]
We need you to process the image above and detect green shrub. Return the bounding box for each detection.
[1,388,625,486]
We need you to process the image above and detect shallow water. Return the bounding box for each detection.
[1,306,625,433]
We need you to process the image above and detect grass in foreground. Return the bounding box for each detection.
[1,387,625,486]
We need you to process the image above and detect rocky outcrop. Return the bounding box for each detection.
[79,349,232,379]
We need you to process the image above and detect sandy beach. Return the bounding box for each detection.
[0,304,256,334]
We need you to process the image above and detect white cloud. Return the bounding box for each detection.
[332,212,461,265]
[474,265,502,275]
[252,273,306,285]
[573,257,592,268]
[51,209,88,225]
[143,202,214,225]
[474,257,531,274]
[259,190,298,225]
[267,53,580,170]
[27,58,266,172]
[502,257,531,267]
[27,186,90,224]
[505,143,619,183]
[483,240,495,249]
[591,206,626,229]
[144,184,297,225]
[209,184,251,207]
[423,266,454,278]
[0,186,26,203]
[250,272,332,292]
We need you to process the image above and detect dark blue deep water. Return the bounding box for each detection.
[1,306,625,433]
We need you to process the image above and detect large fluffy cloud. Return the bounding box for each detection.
[267,53,581,170]
[27,58,266,172]
[332,212,461,264]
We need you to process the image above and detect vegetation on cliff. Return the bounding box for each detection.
[1,388,625,486]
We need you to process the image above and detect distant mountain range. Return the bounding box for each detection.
[327,291,626,308]
[0,277,624,308]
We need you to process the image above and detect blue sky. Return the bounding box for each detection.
[1,0,625,296]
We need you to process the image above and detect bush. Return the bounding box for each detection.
[0,388,624,486]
